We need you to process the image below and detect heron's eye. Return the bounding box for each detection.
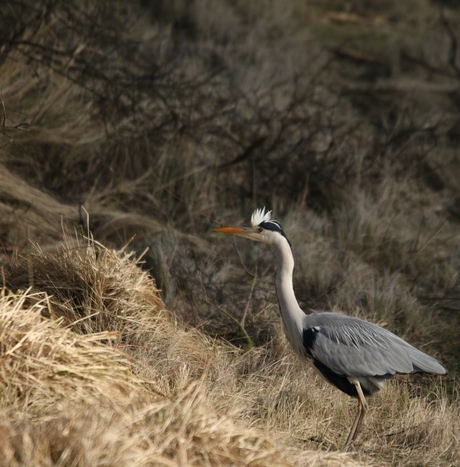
[257,227,263,233]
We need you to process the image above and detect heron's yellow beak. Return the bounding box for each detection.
[214,226,269,244]
[214,226,249,235]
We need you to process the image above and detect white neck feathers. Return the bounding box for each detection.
[272,235,306,357]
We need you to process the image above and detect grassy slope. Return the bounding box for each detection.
[0,0,459,465]
[0,239,368,466]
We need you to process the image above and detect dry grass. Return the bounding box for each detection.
[6,233,163,336]
[0,240,373,466]
[1,238,458,465]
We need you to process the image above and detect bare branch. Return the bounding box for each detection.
[0,95,32,142]
[440,9,460,79]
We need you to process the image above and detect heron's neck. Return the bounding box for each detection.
[272,237,306,347]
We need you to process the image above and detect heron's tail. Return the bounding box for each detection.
[407,347,447,375]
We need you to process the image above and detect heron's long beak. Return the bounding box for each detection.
[214,226,251,236]
[214,226,268,243]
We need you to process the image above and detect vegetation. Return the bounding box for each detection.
[0,0,459,465]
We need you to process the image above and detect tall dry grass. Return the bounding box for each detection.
[1,237,458,465]
[1,238,375,466]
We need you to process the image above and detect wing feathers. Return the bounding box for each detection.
[303,313,446,378]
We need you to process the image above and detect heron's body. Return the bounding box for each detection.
[297,311,442,397]
[215,208,447,449]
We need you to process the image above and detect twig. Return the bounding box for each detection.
[0,95,32,142]
[216,304,254,349]
[440,9,460,79]
[241,271,257,328]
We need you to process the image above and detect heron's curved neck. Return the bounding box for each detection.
[272,236,306,345]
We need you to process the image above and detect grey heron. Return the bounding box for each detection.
[214,207,447,449]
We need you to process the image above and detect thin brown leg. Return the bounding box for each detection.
[344,399,362,450]
[344,379,369,451]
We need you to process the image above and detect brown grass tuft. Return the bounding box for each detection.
[0,290,141,410]
[6,233,164,337]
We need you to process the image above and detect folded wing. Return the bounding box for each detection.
[303,313,447,379]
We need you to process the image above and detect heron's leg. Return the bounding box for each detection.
[344,380,369,451]
[344,399,362,450]
[350,381,369,443]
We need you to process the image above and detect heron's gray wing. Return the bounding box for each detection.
[303,313,446,378]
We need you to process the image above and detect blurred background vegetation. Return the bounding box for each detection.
[1,0,459,369]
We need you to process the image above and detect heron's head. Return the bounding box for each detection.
[214,207,291,247]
